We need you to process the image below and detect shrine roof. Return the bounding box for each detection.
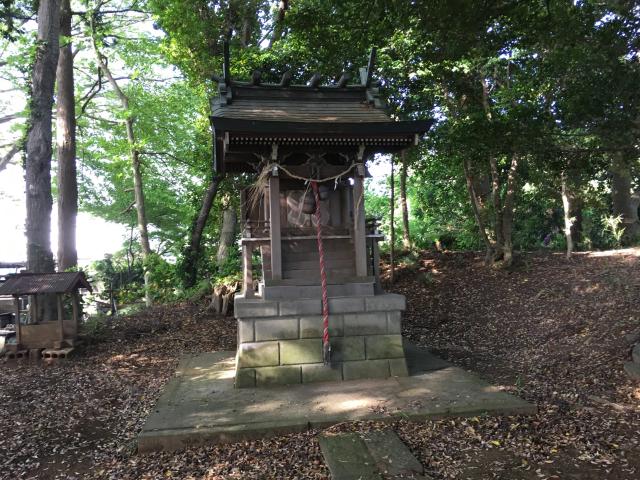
[0,272,92,296]
[210,83,391,125]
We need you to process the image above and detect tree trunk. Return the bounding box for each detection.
[89,17,153,305]
[268,0,288,48]
[25,0,60,321]
[217,207,237,266]
[463,159,493,264]
[610,152,640,243]
[399,151,411,251]
[56,0,77,271]
[501,154,519,267]
[182,174,223,288]
[489,157,504,258]
[26,0,60,276]
[561,172,573,259]
[389,156,395,284]
[0,142,20,172]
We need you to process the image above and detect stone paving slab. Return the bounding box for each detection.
[138,347,536,453]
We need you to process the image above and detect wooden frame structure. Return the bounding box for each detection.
[0,272,92,350]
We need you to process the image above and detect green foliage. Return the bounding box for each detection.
[601,215,626,249]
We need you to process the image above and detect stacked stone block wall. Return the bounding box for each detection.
[234,293,409,388]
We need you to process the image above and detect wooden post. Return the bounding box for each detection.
[71,292,80,337]
[57,293,64,343]
[29,295,38,324]
[13,296,21,346]
[242,244,255,298]
[353,164,367,277]
[269,170,282,280]
[390,156,395,284]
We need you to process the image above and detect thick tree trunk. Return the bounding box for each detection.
[90,17,153,305]
[399,151,411,251]
[610,152,640,243]
[56,0,77,271]
[25,0,60,321]
[389,157,395,284]
[26,0,60,276]
[501,154,519,267]
[217,207,237,266]
[463,159,494,264]
[183,175,223,288]
[561,172,573,259]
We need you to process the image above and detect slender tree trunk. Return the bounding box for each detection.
[463,159,493,264]
[561,172,573,259]
[56,0,77,271]
[183,175,223,287]
[610,152,640,243]
[217,207,237,266]
[489,157,504,259]
[389,156,395,284]
[0,142,20,172]
[268,0,288,48]
[25,0,60,321]
[399,151,411,251]
[89,17,152,305]
[501,154,519,267]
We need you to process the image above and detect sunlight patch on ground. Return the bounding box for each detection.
[585,248,640,258]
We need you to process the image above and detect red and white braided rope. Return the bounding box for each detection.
[311,181,330,363]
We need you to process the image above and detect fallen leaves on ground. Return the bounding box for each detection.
[2,249,639,479]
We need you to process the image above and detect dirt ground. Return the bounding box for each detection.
[1,248,639,479]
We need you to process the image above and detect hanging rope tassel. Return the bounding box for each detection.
[311,181,331,364]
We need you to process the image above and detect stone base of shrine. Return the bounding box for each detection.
[137,344,537,453]
[234,293,408,388]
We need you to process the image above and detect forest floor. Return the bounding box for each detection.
[1,248,639,479]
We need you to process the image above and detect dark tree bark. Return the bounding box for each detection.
[501,154,519,266]
[610,152,640,242]
[463,159,494,264]
[182,174,223,288]
[56,0,77,271]
[399,151,411,251]
[25,0,60,277]
[489,157,504,258]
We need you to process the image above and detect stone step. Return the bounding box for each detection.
[624,362,640,381]
[283,268,356,280]
[318,430,429,480]
[318,433,382,480]
[261,282,374,300]
[283,258,355,271]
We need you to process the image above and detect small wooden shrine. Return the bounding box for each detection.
[0,272,92,355]
[210,47,431,387]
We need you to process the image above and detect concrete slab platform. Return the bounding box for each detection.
[138,346,536,453]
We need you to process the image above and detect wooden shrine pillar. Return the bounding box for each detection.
[269,169,282,280]
[71,292,80,336]
[353,163,367,277]
[57,294,65,343]
[13,295,21,346]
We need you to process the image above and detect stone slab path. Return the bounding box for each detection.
[138,344,536,453]
[319,430,430,479]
